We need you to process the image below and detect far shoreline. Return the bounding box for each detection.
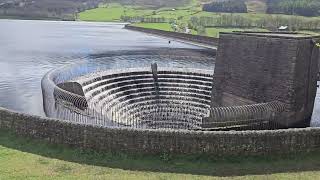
[0,15,63,21]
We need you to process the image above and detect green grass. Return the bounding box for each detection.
[2,129,320,179]
[78,3,153,22]
[133,23,174,31]
[78,1,201,22]
[206,27,268,38]
[245,0,267,13]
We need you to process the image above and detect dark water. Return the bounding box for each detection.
[0,19,211,116]
[0,19,320,127]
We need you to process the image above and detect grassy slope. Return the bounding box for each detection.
[245,0,267,13]
[78,1,200,22]
[2,130,320,179]
[78,3,153,22]
[133,23,174,31]
[78,1,320,38]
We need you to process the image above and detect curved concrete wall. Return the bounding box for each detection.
[1,107,320,156]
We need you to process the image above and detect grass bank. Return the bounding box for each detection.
[78,3,153,22]
[133,22,174,31]
[205,27,268,37]
[1,129,320,179]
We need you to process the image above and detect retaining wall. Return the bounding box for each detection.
[1,107,320,156]
[124,25,218,47]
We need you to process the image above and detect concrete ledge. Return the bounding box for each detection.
[1,107,320,156]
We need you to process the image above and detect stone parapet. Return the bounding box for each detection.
[1,107,320,156]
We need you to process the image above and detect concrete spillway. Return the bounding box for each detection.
[75,67,214,129]
[42,47,288,131]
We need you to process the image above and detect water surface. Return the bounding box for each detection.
[0,20,210,116]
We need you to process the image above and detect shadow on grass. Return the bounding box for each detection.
[1,129,320,177]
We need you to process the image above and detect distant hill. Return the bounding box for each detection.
[107,0,191,8]
[203,0,248,13]
[266,0,320,17]
[245,0,267,13]
[204,0,320,16]
[204,0,267,13]
[1,0,319,20]
[0,0,191,20]
[0,0,101,20]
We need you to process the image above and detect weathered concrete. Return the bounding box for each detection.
[212,32,320,128]
[57,82,86,97]
[54,82,88,110]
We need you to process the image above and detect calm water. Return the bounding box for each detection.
[0,19,320,127]
[0,19,211,116]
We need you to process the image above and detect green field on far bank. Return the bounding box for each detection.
[78,2,320,38]
[78,3,153,22]
[1,130,320,179]
[133,22,174,31]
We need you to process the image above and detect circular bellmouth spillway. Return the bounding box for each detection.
[42,49,215,130]
[77,67,213,129]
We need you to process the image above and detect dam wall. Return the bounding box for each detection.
[124,25,219,47]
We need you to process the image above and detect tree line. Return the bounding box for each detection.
[121,16,167,23]
[202,0,247,13]
[0,0,101,20]
[188,14,320,31]
[266,0,320,17]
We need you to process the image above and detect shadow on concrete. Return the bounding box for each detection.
[1,130,320,177]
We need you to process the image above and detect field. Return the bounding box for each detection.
[78,1,320,38]
[1,129,320,179]
[133,22,174,31]
[78,4,154,22]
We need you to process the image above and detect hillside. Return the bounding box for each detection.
[245,0,267,13]
[0,0,192,20]
[107,0,191,8]
[0,0,101,20]
[206,0,267,13]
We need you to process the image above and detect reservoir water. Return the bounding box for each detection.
[0,19,320,127]
[0,19,212,116]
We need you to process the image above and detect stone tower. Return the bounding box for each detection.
[212,32,320,127]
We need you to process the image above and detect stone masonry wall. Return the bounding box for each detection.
[213,33,319,127]
[1,107,320,156]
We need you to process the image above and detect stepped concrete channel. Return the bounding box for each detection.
[77,67,214,129]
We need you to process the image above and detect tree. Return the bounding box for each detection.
[203,0,247,13]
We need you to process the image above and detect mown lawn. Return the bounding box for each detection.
[133,23,173,31]
[78,3,153,22]
[1,129,320,179]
